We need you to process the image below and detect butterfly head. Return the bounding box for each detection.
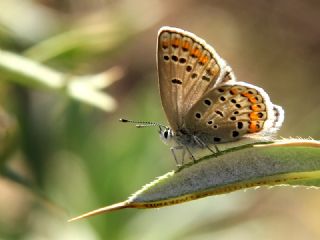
[159,126,174,145]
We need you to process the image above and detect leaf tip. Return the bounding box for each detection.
[68,201,130,222]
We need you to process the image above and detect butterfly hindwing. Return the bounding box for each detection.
[157,26,235,132]
[184,83,283,143]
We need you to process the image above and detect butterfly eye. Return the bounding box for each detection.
[164,130,168,139]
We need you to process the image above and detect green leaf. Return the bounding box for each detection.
[69,139,320,222]
[0,49,123,111]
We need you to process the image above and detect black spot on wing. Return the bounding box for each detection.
[171,79,182,85]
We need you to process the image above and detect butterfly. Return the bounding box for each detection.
[121,26,284,165]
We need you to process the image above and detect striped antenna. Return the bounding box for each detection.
[119,118,167,129]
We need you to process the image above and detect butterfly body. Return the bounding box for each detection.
[156,26,284,163]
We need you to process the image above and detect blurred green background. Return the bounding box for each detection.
[0,0,319,239]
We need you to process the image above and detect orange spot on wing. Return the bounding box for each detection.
[248,96,258,103]
[191,48,201,58]
[249,112,259,120]
[241,92,252,98]
[242,92,258,103]
[248,121,261,133]
[230,87,238,95]
[251,104,261,111]
[199,55,209,64]
[162,40,169,48]
[182,41,190,50]
[172,38,180,47]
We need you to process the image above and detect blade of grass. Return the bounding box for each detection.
[0,49,123,111]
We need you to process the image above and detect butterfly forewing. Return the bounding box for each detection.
[185,83,273,143]
[157,27,234,132]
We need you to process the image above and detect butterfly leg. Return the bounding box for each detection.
[185,146,196,163]
[213,144,220,153]
[170,146,184,166]
[181,147,186,165]
[193,136,216,154]
[171,145,195,165]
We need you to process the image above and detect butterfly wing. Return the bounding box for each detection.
[184,82,284,143]
[157,26,235,132]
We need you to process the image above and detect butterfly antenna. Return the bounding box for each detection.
[119,118,166,129]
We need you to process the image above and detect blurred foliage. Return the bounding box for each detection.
[0,0,319,239]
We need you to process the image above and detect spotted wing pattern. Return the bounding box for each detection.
[184,83,284,143]
[157,27,235,132]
